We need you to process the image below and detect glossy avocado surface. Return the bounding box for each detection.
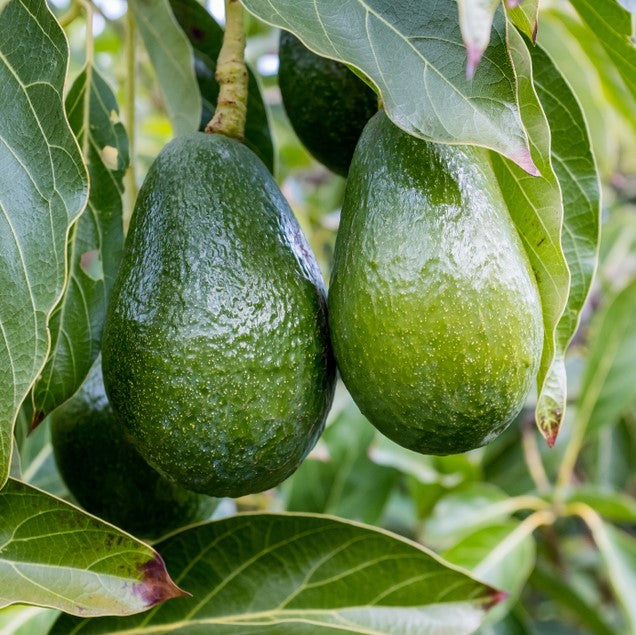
[51,361,207,539]
[278,30,377,176]
[329,112,543,455]
[102,132,335,497]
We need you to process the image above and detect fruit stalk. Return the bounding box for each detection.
[205,0,248,140]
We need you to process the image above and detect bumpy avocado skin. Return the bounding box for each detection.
[278,31,377,177]
[102,132,335,498]
[51,362,206,539]
[329,112,543,455]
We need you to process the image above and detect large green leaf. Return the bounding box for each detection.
[569,0,636,102]
[129,0,201,136]
[568,486,636,524]
[170,0,274,172]
[576,282,636,436]
[30,66,127,425]
[528,40,600,444]
[489,26,569,446]
[0,479,184,616]
[0,0,88,487]
[52,513,503,634]
[242,0,537,173]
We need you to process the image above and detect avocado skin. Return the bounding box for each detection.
[278,31,377,176]
[329,112,543,455]
[51,361,205,539]
[102,132,335,497]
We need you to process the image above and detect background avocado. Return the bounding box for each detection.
[51,360,210,539]
[329,111,543,455]
[278,30,378,177]
[102,132,335,498]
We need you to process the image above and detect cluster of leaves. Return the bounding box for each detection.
[0,0,634,633]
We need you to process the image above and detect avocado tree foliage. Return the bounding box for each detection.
[0,0,634,633]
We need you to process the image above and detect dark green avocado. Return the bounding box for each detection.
[102,132,335,498]
[51,360,208,539]
[328,112,543,455]
[278,30,377,176]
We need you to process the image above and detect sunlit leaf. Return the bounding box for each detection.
[489,25,569,446]
[0,479,184,616]
[0,0,88,486]
[242,0,537,173]
[507,0,539,42]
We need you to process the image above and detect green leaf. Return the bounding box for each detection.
[567,486,636,524]
[285,407,400,524]
[489,26,570,446]
[241,0,537,173]
[457,0,499,79]
[585,517,636,632]
[30,66,127,424]
[569,0,636,102]
[507,0,539,42]
[528,40,601,445]
[0,479,184,616]
[129,0,201,136]
[442,521,537,622]
[577,282,636,436]
[51,513,503,634]
[0,0,88,487]
[170,0,274,172]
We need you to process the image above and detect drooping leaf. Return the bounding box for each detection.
[489,25,569,446]
[457,0,499,79]
[0,0,88,487]
[507,0,539,42]
[585,517,636,632]
[241,0,537,173]
[52,513,503,634]
[170,0,274,172]
[30,66,127,425]
[129,0,201,136]
[569,0,636,102]
[576,282,636,436]
[528,40,600,445]
[0,479,184,616]
[284,407,400,524]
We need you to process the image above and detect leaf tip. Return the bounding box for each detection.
[485,588,509,610]
[515,149,541,176]
[465,44,484,81]
[532,21,538,45]
[506,0,523,8]
[134,553,190,608]
[538,410,562,448]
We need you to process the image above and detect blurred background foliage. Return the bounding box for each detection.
[2,0,635,633]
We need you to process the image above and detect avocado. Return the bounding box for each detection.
[51,360,208,539]
[102,132,335,498]
[328,112,543,455]
[278,31,377,176]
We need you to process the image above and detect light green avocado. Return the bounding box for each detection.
[102,132,335,498]
[328,112,543,455]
